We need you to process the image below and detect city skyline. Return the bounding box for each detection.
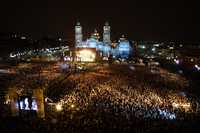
[0,0,200,43]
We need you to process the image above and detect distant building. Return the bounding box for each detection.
[114,35,133,58]
[75,22,133,60]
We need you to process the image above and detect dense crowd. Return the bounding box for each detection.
[57,66,195,122]
[2,63,200,132]
[45,64,199,132]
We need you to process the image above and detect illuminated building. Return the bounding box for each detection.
[75,22,133,60]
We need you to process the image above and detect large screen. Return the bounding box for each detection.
[16,97,38,111]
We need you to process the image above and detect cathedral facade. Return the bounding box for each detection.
[75,22,133,59]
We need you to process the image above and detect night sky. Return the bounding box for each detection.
[0,0,200,43]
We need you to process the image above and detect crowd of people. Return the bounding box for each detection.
[57,65,196,122]
[44,64,200,132]
[1,63,200,132]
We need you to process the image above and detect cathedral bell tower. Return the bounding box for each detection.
[103,22,111,44]
[75,22,83,47]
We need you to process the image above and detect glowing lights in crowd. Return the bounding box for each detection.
[153,44,160,47]
[102,57,108,61]
[21,36,26,40]
[178,70,183,74]
[129,66,135,71]
[56,103,63,111]
[174,59,180,64]
[152,47,156,52]
[195,64,200,71]
[60,63,69,70]
[0,69,10,74]
[166,57,171,60]
[158,109,176,120]
[172,102,191,112]
[64,56,72,61]
[141,45,146,49]
[10,53,17,58]
[71,104,75,108]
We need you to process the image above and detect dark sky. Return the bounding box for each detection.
[0,0,200,43]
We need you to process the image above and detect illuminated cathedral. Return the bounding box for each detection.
[75,22,133,60]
